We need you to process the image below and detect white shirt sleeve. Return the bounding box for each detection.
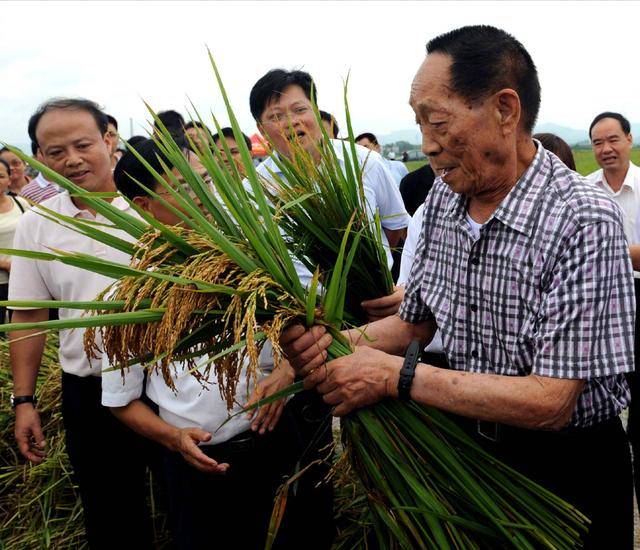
[362,153,410,231]
[398,204,425,286]
[8,212,52,305]
[101,355,145,407]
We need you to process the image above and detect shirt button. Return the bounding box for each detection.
[470,304,478,312]
[471,349,479,359]
[471,257,480,266]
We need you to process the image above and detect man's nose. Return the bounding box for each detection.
[421,127,441,157]
[65,150,82,167]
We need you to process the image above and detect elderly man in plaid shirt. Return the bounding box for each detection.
[282,25,634,549]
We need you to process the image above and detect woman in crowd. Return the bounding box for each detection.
[0,158,29,325]
[0,147,31,195]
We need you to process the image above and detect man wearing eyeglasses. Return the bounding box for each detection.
[250,69,409,280]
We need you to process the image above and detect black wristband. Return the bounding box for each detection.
[11,394,37,409]
[398,340,421,401]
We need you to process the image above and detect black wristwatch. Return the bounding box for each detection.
[398,340,421,401]
[10,394,37,409]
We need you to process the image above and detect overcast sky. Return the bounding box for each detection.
[2,0,639,149]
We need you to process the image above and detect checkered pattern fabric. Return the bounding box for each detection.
[399,144,635,427]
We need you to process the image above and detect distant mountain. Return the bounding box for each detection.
[378,123,640,148]
[533,123,589,146]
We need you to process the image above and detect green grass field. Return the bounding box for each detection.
[405,149,640,177]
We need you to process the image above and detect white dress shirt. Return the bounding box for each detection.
[8,191,137,377]
[587,161,640,244]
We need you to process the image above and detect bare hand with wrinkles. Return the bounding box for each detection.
[304,346,402,416]
[280,324,333,377]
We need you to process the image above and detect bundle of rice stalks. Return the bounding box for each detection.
[0,53,588,548]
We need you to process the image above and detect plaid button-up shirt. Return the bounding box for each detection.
[399,144,634,427]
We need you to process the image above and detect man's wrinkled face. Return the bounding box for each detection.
[409,53,513,197]
[258,84,322,158]
[36,108,114,193]
[591,117,632,174]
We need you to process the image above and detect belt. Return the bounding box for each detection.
[208,429,258,454]
[455,414,622,445]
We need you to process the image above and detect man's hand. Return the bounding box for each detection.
[281,324,333,376]
[246,361,296,434]
[305,347,403,416]
[14,404,46,464]
[361,286,405,322]
[174,428,229,474]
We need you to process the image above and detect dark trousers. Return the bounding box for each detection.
[0,282,8,330]
[627,278,640,510]
[456,415,633,549]
[61,372,155,550]
[164,391,334,550]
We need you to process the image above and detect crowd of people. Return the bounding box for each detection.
[2,23,639,550]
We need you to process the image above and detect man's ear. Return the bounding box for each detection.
[494,88,521,136]
[103,132,114,153]
[132,195,152,213]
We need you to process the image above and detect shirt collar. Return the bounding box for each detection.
[444,140,548,237]
[55,190,130,219]
[597,161,639,193]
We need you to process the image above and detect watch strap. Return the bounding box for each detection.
[398,340,421,401]
[11,395,37,409]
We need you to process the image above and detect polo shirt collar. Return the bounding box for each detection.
[444,140,548,237]
[55,190,129,219]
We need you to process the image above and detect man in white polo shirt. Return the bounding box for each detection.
[587,110,640,513]
[9,98,154,549]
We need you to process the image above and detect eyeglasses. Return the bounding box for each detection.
[262,105,312,125]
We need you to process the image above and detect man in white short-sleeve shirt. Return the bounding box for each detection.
[587,112,640,262]
[9,98,154,549]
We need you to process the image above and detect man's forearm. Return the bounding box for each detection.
[10,309,49,395]
[110,400,180,451]
[346,314,435,356]
[393,362,584,430]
